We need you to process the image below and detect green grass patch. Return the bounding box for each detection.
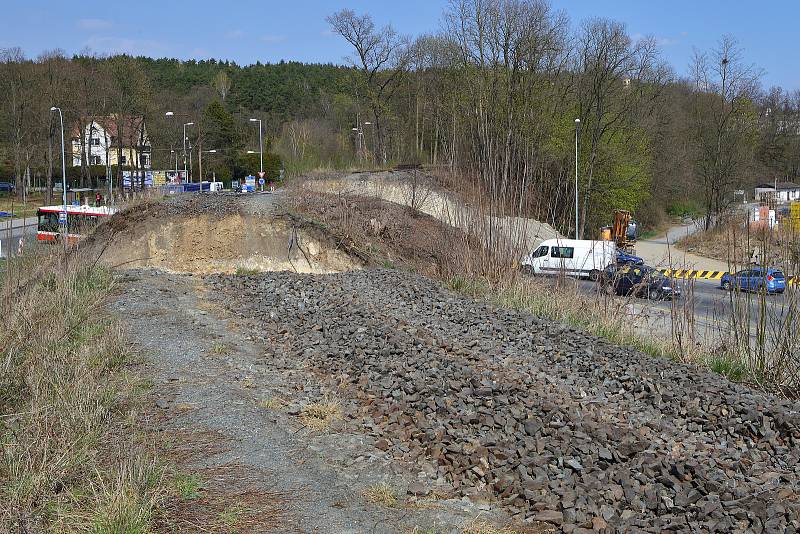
[174,472,203,500]
[667,199,705,219]
[235,267,261,276]
[707,354,747,382]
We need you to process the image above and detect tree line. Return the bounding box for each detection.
[1,0,799,234]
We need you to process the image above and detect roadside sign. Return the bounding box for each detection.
[257,171,266,179]
[258,177,265,186]
[58,210,67,224]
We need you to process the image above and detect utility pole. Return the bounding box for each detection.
[249,118,263,174]
[575,118,581,239]
[183,122,194,183]
[50,106,68,250]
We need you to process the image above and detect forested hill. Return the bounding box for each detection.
[133,58,355,121]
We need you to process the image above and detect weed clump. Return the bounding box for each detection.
[300,400,342,432]
[363,483,398,508]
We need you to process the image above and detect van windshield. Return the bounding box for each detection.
[533,246,548,258]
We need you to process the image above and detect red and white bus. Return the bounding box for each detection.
[37,204,118,243]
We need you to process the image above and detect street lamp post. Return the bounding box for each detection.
[50,106,68,248]
[199,149,216,184]
[249,118,263,175]
[352,114,372,161]
[183,122,194,183]
[574,118,581,240]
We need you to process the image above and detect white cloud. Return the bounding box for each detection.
[260,34,286,43]
[656,36,681,47]
[77,18,113,31]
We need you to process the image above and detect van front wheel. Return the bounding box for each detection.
[520,265,534,276]
[588,269,600,282]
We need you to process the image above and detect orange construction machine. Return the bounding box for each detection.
[604,209,637,252]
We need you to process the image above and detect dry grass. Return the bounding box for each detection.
[257,397,284,410]
[299,399,342,432]
[363,483,399,508]
[461,518,518,534]
[209,341,231,355]
[155,463,285,533]
[0,247,165,532]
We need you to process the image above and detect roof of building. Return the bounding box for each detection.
[70,115,148,145]
[756,182,800,190]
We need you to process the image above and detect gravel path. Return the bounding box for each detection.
[207,269,800,534]
[111,269,516,533]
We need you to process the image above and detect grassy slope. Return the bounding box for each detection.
[0,250,164,532]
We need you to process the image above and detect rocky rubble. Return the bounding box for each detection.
[208,269,800,533]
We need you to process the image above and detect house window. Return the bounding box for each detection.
[120,155,127,165]
[90,137,101,146]
[141,154,149,166]
[90,156,101,165]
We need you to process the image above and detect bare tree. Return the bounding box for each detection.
[573,18,670,236]
[689,35,762,228]
[327,9,411,164]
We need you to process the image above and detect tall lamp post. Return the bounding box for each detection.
[199,149,216,183]
[249,118,263,175]
[574,118,581,239]
[183,122,194,183]
[351,115,372,161]
[50,106,68,247]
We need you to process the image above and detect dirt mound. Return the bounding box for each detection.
[84,194,361,274]
[290,192,497,278]
[302,171,563,252]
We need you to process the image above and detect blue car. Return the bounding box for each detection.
[720,268,786,294]
[0,182,15,193]
[616,250,644,265]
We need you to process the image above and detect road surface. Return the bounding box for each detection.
[0,216,38,258]
[636,220,731,272]
[569,275,796,343]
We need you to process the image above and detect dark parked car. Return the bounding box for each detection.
[604,264,681,300]
[720,268,786,294]
[616,250,644,265]
[0,182,15,193]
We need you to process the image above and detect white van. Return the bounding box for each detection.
[520,239,616,280]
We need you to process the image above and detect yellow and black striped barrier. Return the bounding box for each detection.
[658,269,797,285]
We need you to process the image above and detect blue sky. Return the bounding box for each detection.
[1,0,798,90]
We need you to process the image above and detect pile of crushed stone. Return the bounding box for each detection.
[208,269,800,533]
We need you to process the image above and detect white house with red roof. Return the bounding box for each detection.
[71,115,151,169]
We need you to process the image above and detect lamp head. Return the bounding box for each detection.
[50,106,58,111]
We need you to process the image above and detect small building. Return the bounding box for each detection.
[71,115,151,169]
[754,182,800,204]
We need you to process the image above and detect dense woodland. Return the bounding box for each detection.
[1,0,799,235]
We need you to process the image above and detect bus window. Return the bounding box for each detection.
[38,211,59,233]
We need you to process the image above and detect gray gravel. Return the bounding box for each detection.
[111,268,515,533]
[208,268,800,534]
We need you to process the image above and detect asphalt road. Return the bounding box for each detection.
[572,275,797,338]
[0,216,38,258]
